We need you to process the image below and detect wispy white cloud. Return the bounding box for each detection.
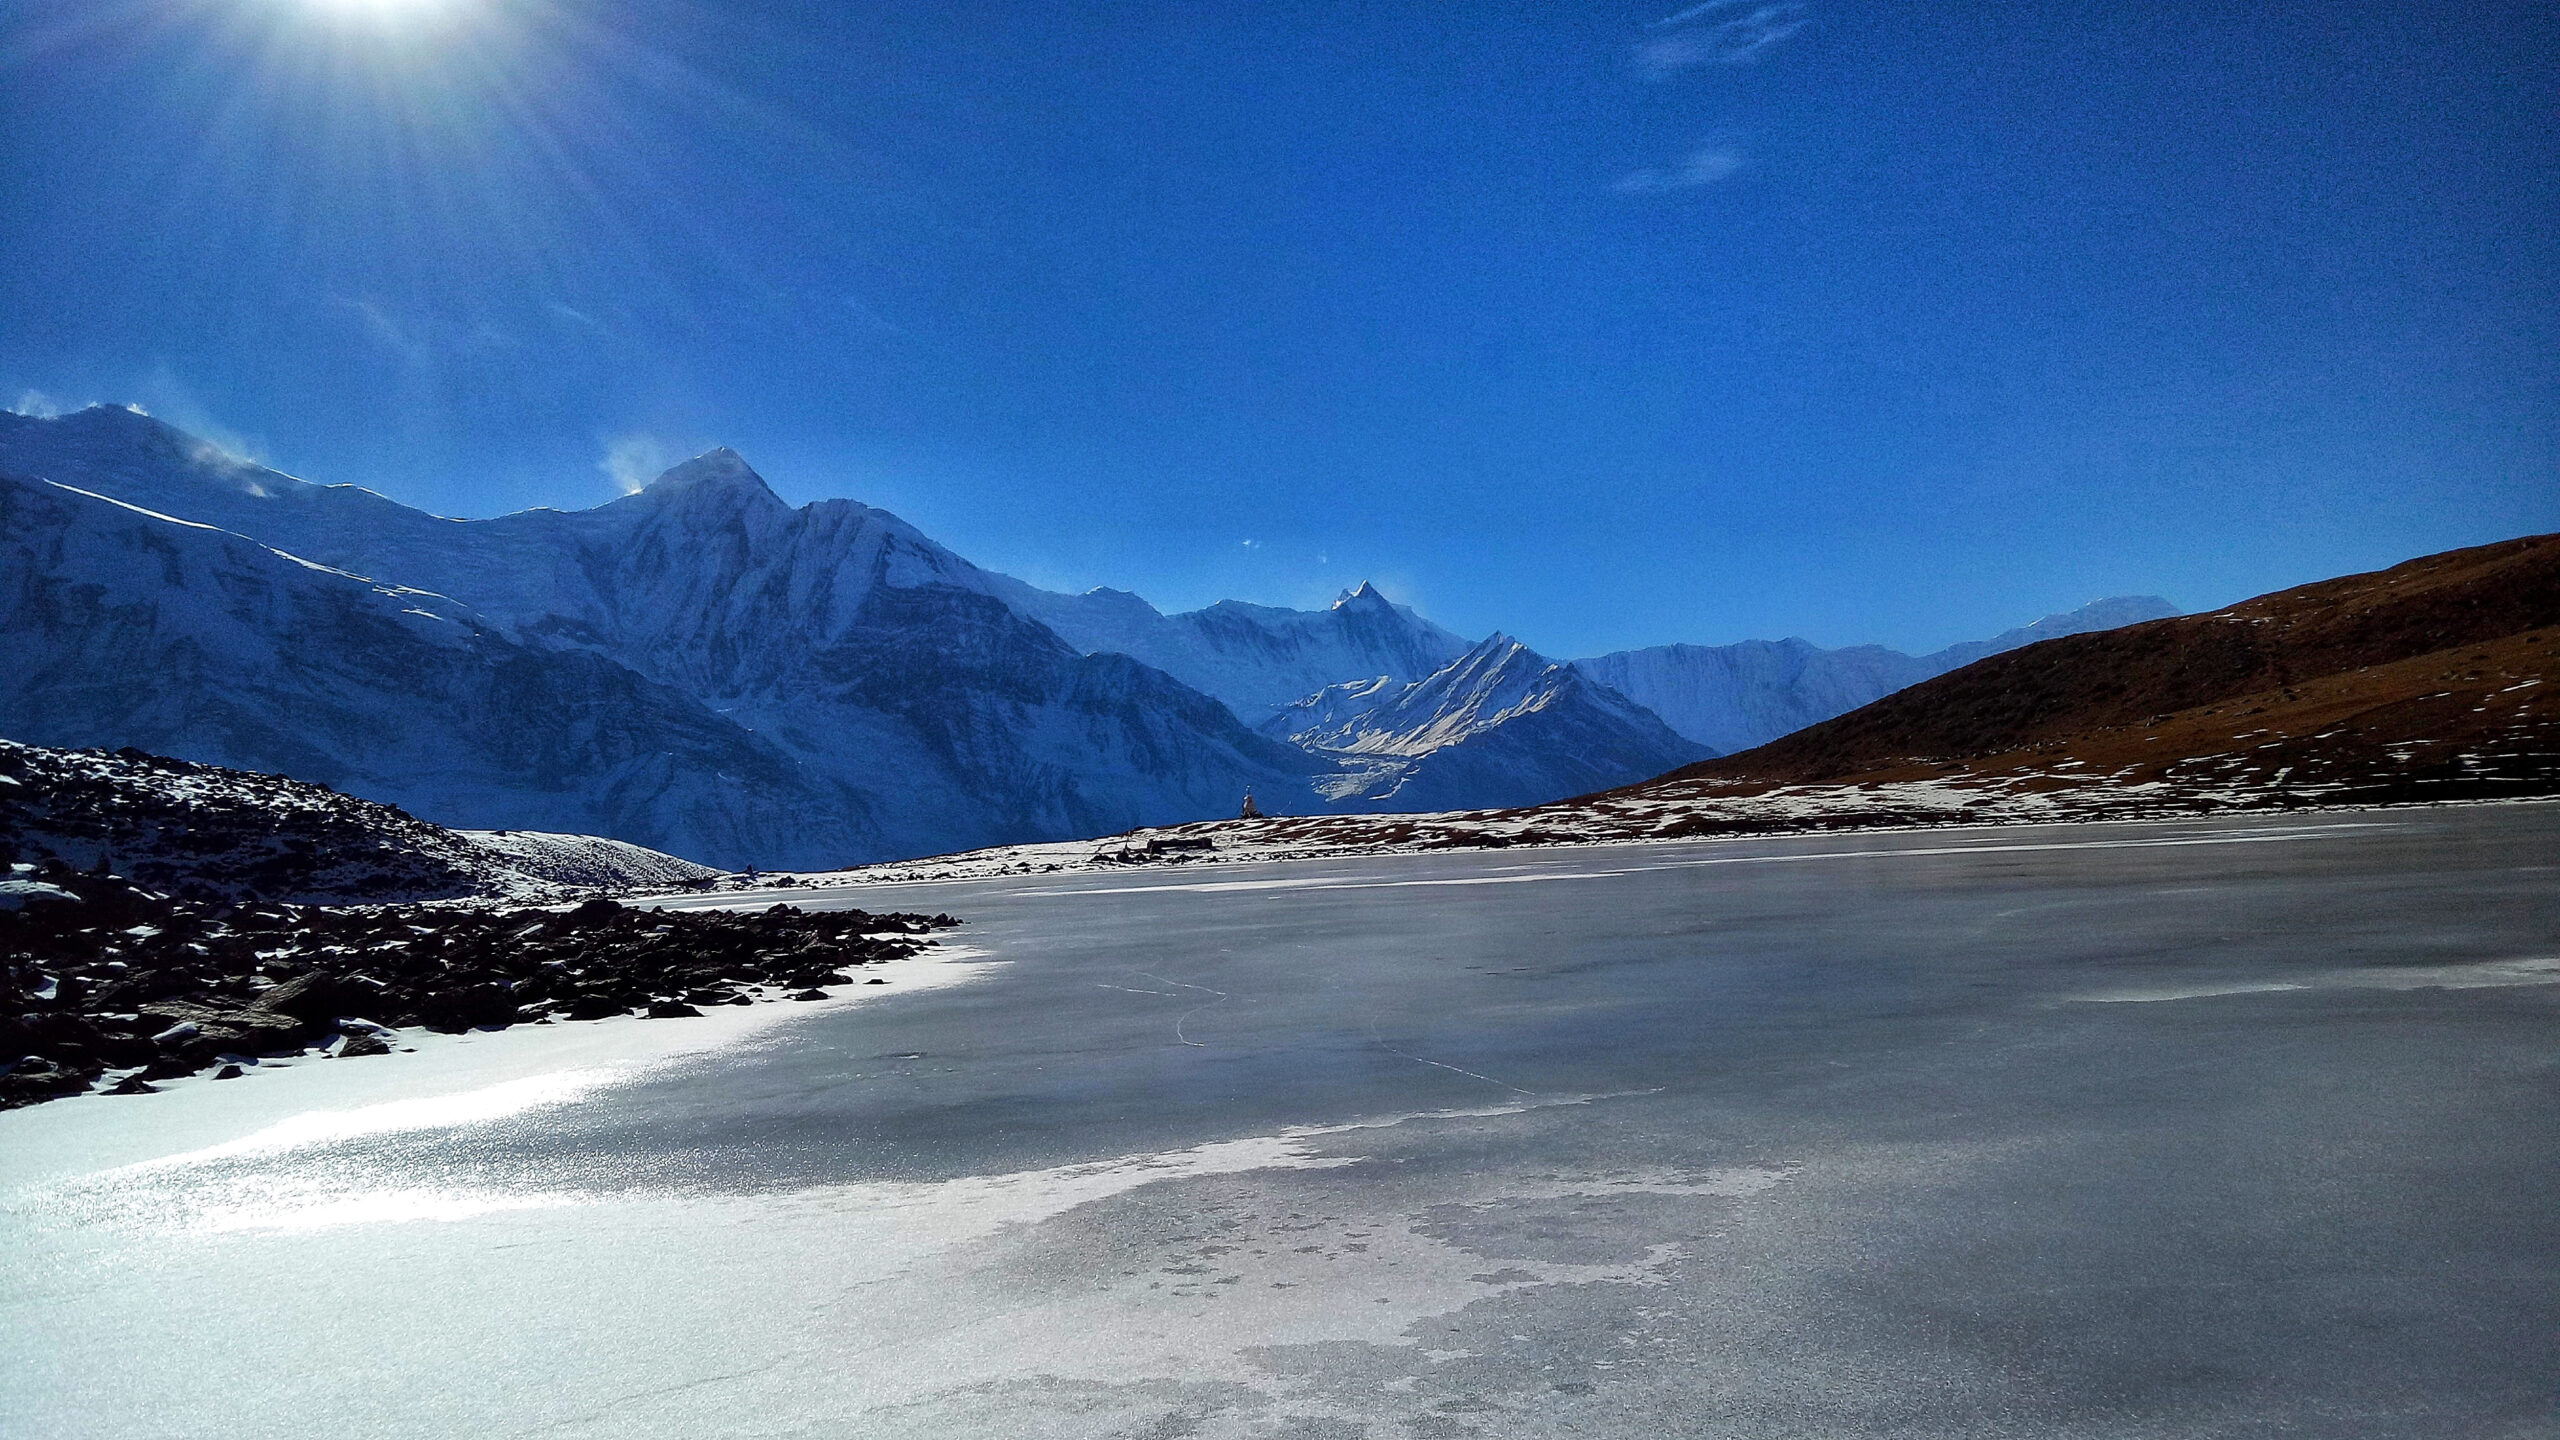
[342,298,521,363]
[8,390,65,418]
[600,433,675,495]
[546,300,609,335]
[133,367,264,467]
[1614,141,1747,193]
[344,298,432,367]
[1639,0,1807,77]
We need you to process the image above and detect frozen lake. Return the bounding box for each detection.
[6,804,2557,1437]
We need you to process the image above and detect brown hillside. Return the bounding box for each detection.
[1664,533,2560,787]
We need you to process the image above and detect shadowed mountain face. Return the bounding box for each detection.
[990,577,1474,727]
[1656,533,2559,794]
[1258,634,1709,810]
[0,472,865,866]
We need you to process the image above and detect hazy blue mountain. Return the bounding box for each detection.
[1573,597,2182,755]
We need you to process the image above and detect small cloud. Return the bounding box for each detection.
[8,390,64,418]
[1614,141,1746,193]
[1240,538,1262,550]
[1639,0,1806,77]
[600,433,675,495]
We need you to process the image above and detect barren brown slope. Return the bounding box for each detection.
[1654,533,2560,788]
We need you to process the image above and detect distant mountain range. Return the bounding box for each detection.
[1570,596,2179,756]
[991,577,1473,726]
[0,404,2181,864]
[853,532,2558,880]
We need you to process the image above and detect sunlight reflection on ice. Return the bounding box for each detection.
[130,1069,616,1171]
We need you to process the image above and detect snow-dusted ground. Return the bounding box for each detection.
[0,737,719,904]
[454,828,721,894]
[699,765,2553,893]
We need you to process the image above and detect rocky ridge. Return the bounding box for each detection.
[0,738,717,904]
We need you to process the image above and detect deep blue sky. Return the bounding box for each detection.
[4,0,2553,655]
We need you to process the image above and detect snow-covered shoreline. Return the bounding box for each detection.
[667,781,2560,895]
[0,942,997,1195]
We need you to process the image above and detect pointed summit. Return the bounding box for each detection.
[639,448,785,507]
[1332,580,1391,611]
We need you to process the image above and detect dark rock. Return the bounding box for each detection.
[212,1063,243,1080]
[102,1073,159,1096]
[788,989,828,1001]
[139,1001,313,1053]
[253,971,365,1024]
[0,1060,89,1108]
[415,982,520,1032]
[644,1000,703,1019]
[336,1034,391,1059]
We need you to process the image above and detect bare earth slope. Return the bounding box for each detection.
[1657,532,2558,795]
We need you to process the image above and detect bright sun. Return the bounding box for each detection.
[301,0,457,26]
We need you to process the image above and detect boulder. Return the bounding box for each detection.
[413,983,519,1032]
[252,971,367,1024]
[138,1000,313,1054]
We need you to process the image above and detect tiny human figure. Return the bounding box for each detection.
[1239,791,1262,820]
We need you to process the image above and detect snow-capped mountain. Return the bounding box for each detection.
[1258,634,1708,810]
[1573,597,2182,755]
[988,578,1472,726]
[0,407,1319,866]
[0,470,862,866]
